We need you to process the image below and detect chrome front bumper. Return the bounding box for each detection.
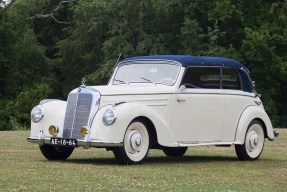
[27,136,123,148]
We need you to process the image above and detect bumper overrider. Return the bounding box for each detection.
[27,136,123,148]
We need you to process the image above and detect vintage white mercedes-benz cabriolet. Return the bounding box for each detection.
[28,55,275,164]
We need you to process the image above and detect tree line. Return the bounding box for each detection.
[0,0,287,130]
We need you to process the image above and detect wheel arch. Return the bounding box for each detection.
[131,116,159,149]
[235,106,274,144]
[117,102,178,147]
[253,118,267,138]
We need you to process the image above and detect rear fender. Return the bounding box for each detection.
[235,106,274,144]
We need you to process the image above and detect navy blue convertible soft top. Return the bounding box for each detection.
[119,55,253,92]
[119,55,246,70]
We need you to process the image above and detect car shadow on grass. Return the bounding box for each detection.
[146,155,238,164]
[63,155,238,166]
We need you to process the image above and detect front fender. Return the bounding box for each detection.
[89,103,178,147]
[30,100,67,138]
[235,106,274,144]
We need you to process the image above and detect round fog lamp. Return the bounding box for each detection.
[81,127,88,138]
[102,108,117,125]
[49,125,59,136]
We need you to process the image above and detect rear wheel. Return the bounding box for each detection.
[39,145,74,160]
[113,121,149,165]
[162,147,188,157]
[235,120,265,160]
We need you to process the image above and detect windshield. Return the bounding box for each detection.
[112,63,180,86]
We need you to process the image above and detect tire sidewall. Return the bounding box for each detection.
[123,121,150,163]
[39,145,74,160]
[243,120,265,160]
[113,120,150,165]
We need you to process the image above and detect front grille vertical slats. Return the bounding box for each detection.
[63,90,93,139]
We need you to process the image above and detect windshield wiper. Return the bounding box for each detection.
[114,79,129,84]
[140,77,156,84]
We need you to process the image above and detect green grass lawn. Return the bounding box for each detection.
[0,129,286,192]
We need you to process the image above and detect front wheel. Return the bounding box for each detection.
[113,121,150,165]
[39,145,74,160]
[235,120,265,161]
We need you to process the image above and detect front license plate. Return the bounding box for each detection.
[50,138,77,147]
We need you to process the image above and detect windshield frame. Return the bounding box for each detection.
[111,60,181,86]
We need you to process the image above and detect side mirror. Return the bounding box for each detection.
[179,85,186,92]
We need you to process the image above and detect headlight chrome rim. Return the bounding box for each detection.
[31,106,44,123]
[102,108,117,125]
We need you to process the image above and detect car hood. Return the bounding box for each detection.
[89,85,175,96]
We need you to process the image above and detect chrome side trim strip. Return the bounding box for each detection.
[178,141,240,147]
[77,139,123,148]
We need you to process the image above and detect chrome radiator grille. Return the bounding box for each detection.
[63,91,93,139]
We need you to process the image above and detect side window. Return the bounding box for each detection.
[239,70,253,93]
[222,68,242,90]
[181,67,220,89]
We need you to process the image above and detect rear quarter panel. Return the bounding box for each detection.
[235,105,274,143]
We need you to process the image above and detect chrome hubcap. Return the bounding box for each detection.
[249,133,259,149]
[129,131,142,152]
[135,137,141,146]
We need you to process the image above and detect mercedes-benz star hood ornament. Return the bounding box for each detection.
[81,77,86,88]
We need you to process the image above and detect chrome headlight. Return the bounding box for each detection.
[102,108,117,125]
[31,106,44,123]
[39,99,58,105]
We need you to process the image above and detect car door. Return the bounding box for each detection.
[171,67,224,143]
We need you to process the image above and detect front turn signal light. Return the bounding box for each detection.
[49,125,59,136]
[81,127,88,138]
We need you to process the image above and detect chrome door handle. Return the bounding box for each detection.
[177,98,186,102]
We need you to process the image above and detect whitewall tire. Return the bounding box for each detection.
[113,121,150,165]
[235,120,265,160]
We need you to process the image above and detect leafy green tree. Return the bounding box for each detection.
[1,0,287,129]
[58,0,190,88]
[0,0,52,130]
